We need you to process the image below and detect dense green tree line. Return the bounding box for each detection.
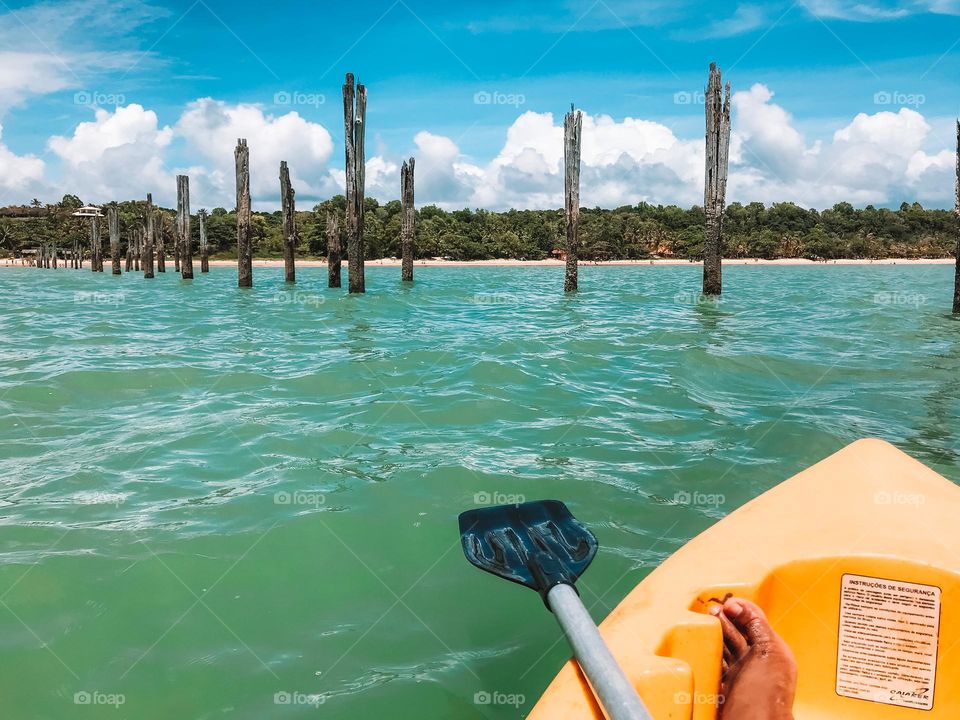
[1,195,956,261]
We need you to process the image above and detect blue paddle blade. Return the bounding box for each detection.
[458,500,598,602]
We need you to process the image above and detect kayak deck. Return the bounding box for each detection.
[529,439,960,719]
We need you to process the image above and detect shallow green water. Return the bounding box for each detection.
[1,263,958,718]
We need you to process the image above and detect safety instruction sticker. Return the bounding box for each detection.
[836,574,940,710]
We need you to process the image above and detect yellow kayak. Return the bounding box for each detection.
[530,439,960,719]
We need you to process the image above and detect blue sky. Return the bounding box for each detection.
[0,0,958,210]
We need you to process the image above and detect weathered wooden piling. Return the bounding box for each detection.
[173,216,181,273]
[177,175,194,279]
[125,232,133,272]
[954,120,960,313]
[143,193,155,279]
[343,73,367,293]
[156,210,166,272]
[563,105,583,293]
[52,244,57,269]
[236,138,252,288]
[108,207,121,275]
[134,226,141,272]
[91,216,101,272]
[327,212,341,288]
[401,158,415,282]
[280,161,297,283]
[199,209,209,273]
[703,63,731,296]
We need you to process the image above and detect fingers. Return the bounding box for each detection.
[722,597,773,647]
[711,604,750,662]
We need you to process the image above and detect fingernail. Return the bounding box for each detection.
[708,605,721,616]
[725,601,743,617]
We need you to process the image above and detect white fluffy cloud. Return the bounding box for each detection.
[0,124,44,201]
[411,110,703,211]
[729,83,952,207]
[1,85,956,212]
[47,104,172,203]
[175,98,335,208]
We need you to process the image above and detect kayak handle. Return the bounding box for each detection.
[547,584,653,720]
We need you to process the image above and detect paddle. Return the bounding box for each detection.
[458,499,653,720]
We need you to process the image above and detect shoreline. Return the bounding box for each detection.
[3,257,954,269]
[216,257,955,267]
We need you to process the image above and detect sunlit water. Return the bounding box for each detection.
[1,263,958,718]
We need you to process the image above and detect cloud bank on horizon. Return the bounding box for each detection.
[0,0,956,211]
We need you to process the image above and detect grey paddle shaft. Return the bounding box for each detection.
[546,584,653,720]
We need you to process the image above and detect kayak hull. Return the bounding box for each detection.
[529,439,960,719]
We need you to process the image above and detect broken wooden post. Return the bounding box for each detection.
[90,216,101,272]
[343,73,367,293]
[703,62,731,296]
[108,207,121,275]
[563,104,583,293]
[125,231,133,272]
[327,212,341,288]
[401,157,415,282]
[280,160,297,283]
[199,209,209,273]
[156,210,166,272]
[134,225,141,272]
[954,120,960,313]
[236,138,252,288]
[143,193,155,279]
[177,175,194,279]
[173,215,181,273]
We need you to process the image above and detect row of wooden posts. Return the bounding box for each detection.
[36,66,732,297]
[31,195,210,275]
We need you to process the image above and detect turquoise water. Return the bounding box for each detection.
[1,263,958,718]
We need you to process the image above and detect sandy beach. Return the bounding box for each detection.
[207,257,956,268]
[4,257,954,269]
